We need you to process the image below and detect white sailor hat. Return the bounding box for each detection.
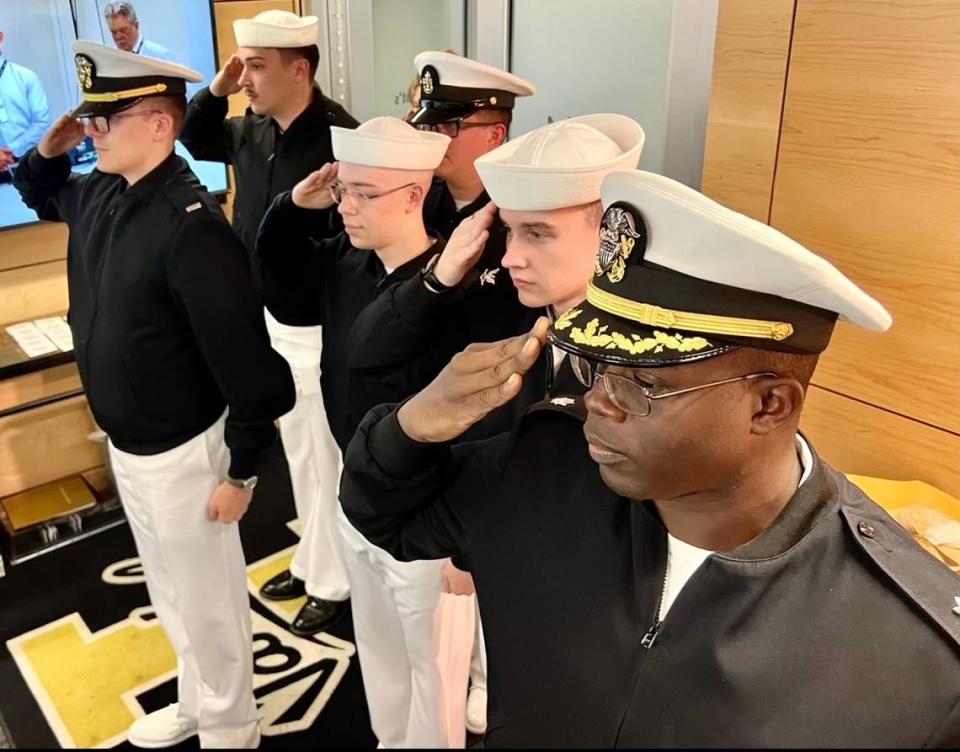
[331,116,450,170]
[234,10,319,48]
[475,114,645,211]
[550,170,892,367]
[70,41,201,118]
[408,51,535,126]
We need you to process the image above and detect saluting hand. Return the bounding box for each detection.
[291,163,339,210]
[398,316,550,443]
[432,201,498,287]
[38,115,86,159]
[210,54,244,98]
[207,481,253,524]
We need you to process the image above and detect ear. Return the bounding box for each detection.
[404,184,425,214]
[154,111,176,142]
[488,123,508,148]
[749,378,805,436]
[295,58,311,83]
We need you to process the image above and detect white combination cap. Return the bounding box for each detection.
[408,50,535,125]
[71,40,201,117]
[549,170,892,367]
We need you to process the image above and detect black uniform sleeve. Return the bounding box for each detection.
[347,274,464,369]
[179,87,239,164]
[13,148,83,224]
[168,213,295,478]
[256,191,336,323]
[340,403,512,565]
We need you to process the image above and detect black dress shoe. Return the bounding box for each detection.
[290,597,349,637]
[259,570,306,601]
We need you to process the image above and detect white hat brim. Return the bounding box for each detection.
[476,114,645,211]
[234,16,320,48]
[331,127,450,170]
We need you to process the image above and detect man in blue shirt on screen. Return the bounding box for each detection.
[104,2,175,62]
[0,28,51,183]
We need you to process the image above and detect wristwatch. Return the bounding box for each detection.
[226,475,258,492]
[420,254,453,294]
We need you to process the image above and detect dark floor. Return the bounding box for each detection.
[0,439,377,749]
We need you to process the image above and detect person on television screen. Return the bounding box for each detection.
[0,28,51,183]
[104,2,175,62]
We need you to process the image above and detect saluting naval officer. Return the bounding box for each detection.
[256,116,455,747]
[340,169,960,747]
[347,113,644,733]
[14,42,294,748]
[180,9,360,628]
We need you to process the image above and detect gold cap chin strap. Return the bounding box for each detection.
[82,83,168,103]
[587,282,795,341]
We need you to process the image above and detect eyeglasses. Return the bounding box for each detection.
[82,109,163,134]
[413,121,496,138]
[330,181,416,206]
[570,354,777,417]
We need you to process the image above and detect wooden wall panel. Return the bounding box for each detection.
[801,386,960,499]
[0,395,103,497]
[0,364,82,415]
[0,260,69,326]
[770,0,960,434]
[701,0,796,222]
[0,223,68,272]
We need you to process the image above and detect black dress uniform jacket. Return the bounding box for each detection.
[255,192,445,451]
[14,150,295,478]
[341,399,960,748]
[180,86,358,317]
[348,179,541,438]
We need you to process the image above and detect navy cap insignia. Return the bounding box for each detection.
[421,68,435,95]
[596,203,643,284]
[74,54,95,91]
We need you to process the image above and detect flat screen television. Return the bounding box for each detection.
[0,0,229,232]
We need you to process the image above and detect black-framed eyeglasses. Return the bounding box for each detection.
[570,354,777,417]
[330,181,416,206]
[82,109,163,135]
[413,121,496,138]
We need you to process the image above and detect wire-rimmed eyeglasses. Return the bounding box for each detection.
[570,354,777,417]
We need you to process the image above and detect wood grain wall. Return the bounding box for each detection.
[701,0,796,222]
[703,0,960,496]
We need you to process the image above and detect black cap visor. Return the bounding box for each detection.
[407,100,481,125]
[69,96,144,119]
[549,302,739,368]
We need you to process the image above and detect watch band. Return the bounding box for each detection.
[226,475,258,491]
[420,253,453,294]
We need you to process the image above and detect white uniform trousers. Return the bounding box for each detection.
[470,607,487,691]
[265,312,349,601]
[338,509,446,748]
[108,415,259,748]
